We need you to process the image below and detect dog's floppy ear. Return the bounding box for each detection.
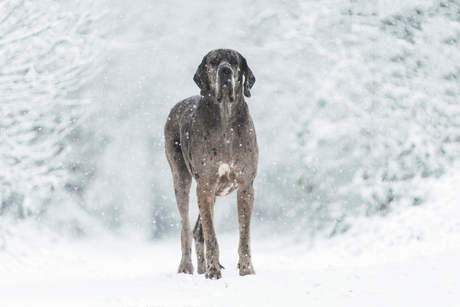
[193,56,209,92]
[240,55,256,98]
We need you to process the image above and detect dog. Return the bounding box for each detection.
[164,49,257,279]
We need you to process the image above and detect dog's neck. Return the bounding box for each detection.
[200,90,244,112]
[199,91,245,159]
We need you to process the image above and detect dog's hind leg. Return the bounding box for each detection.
[165,101,197,274]
[193,214,206,274]
[172,166,194,274]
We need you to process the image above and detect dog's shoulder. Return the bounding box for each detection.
[166,95,200,125]
[165,95,200,138]
[171,95,200,114]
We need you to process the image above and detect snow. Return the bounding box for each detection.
[2,0,460,305]
[1,169,459,306]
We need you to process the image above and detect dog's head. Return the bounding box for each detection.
[193,49,255,103]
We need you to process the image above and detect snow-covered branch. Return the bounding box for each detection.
[0,0,107,216]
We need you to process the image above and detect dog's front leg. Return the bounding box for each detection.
[196,184,222,280]
[237,183,256,276]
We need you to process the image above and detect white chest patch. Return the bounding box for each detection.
[218,163,231,177]
[216,162,236,197]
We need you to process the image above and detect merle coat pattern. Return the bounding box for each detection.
[164,49,258,279]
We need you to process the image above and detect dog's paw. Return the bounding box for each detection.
[177,260,194,274]
[205,270,222,280]
[205,264,222,280]
[237,261,255,276]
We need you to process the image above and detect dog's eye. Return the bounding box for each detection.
[210,57,219,66]
[229,57,238,66]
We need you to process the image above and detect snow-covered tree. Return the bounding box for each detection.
[0,0,106,217]
[293,0,460,234]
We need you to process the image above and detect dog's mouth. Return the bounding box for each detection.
[217,82,234,103]
[217,67,235,103]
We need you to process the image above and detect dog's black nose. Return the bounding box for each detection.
[219,66,232,77]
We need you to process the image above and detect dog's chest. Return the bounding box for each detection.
[191,107,253,160]
[181,100,257,193]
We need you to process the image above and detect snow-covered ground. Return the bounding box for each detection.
[1,169,459,307]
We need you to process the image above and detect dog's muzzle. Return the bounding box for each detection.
[217,65,234,103]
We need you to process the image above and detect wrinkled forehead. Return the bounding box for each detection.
[207,49,239,63]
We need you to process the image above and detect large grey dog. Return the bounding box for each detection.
[164,49,258,279]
